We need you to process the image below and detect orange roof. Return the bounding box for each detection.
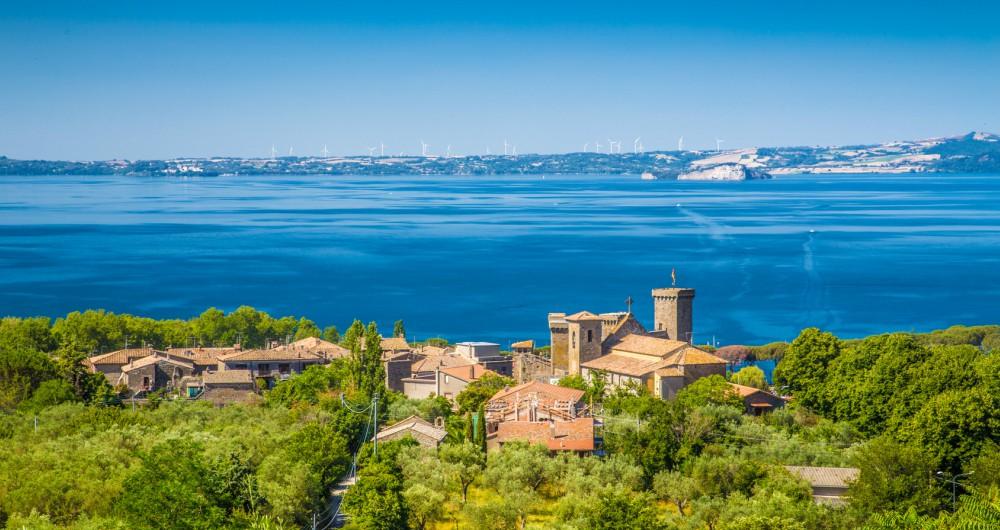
[655,367,684,377]
[610,334,688,358]
[667,346,728,365]
[489,380,585,408]
[440,364,493,382]
[166,347,241,361]
[565,311,604,322]
[511,340,535,349]
[219,349,323,362]
[203,369,254,385]
[121,354,194,372]
[380,337,410,351]
[87,348,158,366]
[412,354,475,373]
[582,353,673,377]
[490,418,595,452]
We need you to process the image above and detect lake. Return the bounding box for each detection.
[1,173,998,347]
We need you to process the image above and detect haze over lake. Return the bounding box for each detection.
[1,173,997,346]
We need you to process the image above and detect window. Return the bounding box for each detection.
[259,363,270,372]
[587,329,593,343]
[571,331,576,348]
[278,363,290,373]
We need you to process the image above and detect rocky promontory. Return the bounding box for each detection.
[678,163,773,181]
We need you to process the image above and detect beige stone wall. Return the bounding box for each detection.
[567,320,602,376]
[652,288,695,342]
[549,324,568,372]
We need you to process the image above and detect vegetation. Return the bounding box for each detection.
[2,309,999,529]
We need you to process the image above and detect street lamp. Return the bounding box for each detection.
[936,471,974,511]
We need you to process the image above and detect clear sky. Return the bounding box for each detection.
[2,1,999,159]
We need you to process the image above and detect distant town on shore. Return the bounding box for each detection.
[2,131,999,179]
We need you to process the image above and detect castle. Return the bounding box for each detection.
[547,286,695,375]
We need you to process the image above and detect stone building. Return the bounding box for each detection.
[118,354,196,394]
[547,283,696,375]
[485,381,587,424]
[86,347,160,385]
[728,383,786,415]
[374,416,448,448]
[453,342,513,377]
[580,334,727,399]
[402,363,493,400]
[217,348,324,387]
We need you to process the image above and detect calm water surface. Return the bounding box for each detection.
[1,173,998,346]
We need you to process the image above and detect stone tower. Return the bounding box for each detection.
[651,287,695,342]
[565,311,604,375]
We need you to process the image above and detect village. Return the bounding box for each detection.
[78,281,842,502]
[84,282,788,454]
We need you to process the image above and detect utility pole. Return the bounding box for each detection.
[936,471,973,511]
[373,393,379,459]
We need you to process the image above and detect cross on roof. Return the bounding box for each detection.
[625,296,634,314]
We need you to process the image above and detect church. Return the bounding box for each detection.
[547,283,727,399]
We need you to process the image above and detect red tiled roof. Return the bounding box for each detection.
[511,340,535,349]
[611,334,688,358]
[87,348,158,366]
[489,381,585,408]
[219,349,323,362]
[412,354,475,373]
[490,418,595,452]
[565,311,604,322]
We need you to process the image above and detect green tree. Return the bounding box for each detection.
[0,348,58,411]
[730,365,768,390]
[774,328,841,412]
[849,437,943,515]
[341,462,407,530]
[675,375,743,410]
[455,372,514,414]
[439,441,485,503]
[653,470,698,514]
[20,379,78,412]
[900,388,1000,473]
[115,439,227,530]
[323,325,340,344]
[577,490,671,530]
[392,320,405,338]
[292,317,321,341]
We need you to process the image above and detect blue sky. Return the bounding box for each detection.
[2,1,999,159]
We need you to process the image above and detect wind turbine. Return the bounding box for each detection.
[633,137,642,154]
[583,142,589,153]
[288,146,294,156]
[379,142,385,157]
[446,145,452,158]
[503,139,509,156]
[678,137,684,151]
[512,145,517,157]
[322,144,329,157]
[270,145,277,159]
[420,140,429,157]
[368,146,377,156]
[595,141,602,153]
[716,138,725,152]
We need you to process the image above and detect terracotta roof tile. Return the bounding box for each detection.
[203,369,255,385]
[490,418,594,451]
[784,466,859,488]
[375,415,447,443]
[412,355,475,373]
[219,349,323,362]
[511,340,535,349]
[489,381,585,408]
[380,337,410,351]
[582,353,673,377]
[88,348,158,366]
[121,354,194,372]
[565,311,604,322]
[611,334,689,358]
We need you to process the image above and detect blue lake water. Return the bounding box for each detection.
[0,173,998,347]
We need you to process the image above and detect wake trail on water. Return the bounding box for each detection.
[676,205,728,242]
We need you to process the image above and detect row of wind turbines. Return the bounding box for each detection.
[268,137,727,159]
